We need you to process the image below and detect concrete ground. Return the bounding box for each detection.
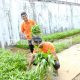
[57,44,80,80]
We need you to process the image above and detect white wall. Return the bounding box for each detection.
[0,0,80,48]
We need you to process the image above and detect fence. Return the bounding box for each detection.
[0,0,80,48]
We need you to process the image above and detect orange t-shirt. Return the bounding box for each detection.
[33,42,55,54]
[21,20,36,40]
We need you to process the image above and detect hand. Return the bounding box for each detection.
[54,61,60,70]
[19,32,26,39]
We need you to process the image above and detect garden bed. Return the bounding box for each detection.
[1,29,80,80]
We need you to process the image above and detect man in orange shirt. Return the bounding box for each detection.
[21,12,36,53]
[30,36,60,70]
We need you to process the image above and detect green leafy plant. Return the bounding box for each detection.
[0,49,27,80]
[43,29,80,41]
[26,52,55,80]
[32,24,41,36]
[0,49,55,80]
[33,52,55,67]
[16,40,29,49]
[54,41,71,53]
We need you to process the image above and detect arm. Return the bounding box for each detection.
[52,51,59,61]
[51,45,59,61]
[39,42,43,48]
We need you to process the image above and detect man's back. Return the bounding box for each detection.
[39,42,55,53]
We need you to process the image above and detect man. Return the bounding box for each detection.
[21,12,36,53]
[30,36,60,70]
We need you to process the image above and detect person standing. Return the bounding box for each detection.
[21,12,36,53]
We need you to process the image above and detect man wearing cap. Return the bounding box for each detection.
[30,36,60,70]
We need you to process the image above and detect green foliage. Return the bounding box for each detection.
[0,49,55,80]
[16,29,80,53]
[33,52,55,66]
[54,35,80,53]
[54,41,71,53]
[16,34,80,53]
[72,36,80,44]
[26,53,55,80]
[0,49,27,80]
[32,24,41,35]
[43,29,80,41]
[2,29,80,80]
[26,60,47,80]
[16,40,29,49]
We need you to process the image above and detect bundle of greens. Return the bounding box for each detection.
[26,53,55,80]
[26,52,55,80]
[31,24,41,36]
[26,59,47,80]
[33,52,55,66]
